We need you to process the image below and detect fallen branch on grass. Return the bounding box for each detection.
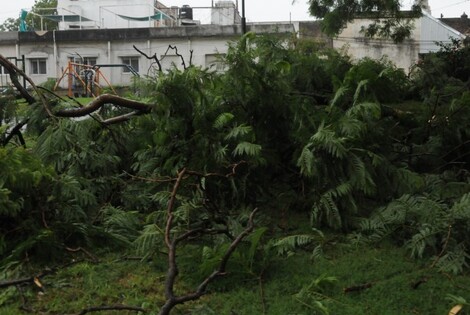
[0,260,81,289]
[158,168,259,315]
[343,282,373,293]
[75,304,146,315]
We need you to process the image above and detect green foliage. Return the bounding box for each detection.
[305,0,422,42]
[0,18,20,32]
[2,30,470,315]
[294,273,338,314]
[0,0,58,31]
[26,0,58,31]
[272,229,325,258]
[353,188,470,273]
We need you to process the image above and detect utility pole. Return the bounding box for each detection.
[241,0,246,34]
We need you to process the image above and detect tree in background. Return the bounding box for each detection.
[0,18,20,32]
[303,0,424,42]
[0,0,58,32]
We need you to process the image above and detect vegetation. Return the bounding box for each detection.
[0,0,58,32]
[301,0,424,42]
[0,33,469,314]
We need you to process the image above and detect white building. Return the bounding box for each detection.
[211,1,241,26]
[333,11,466,71]
[0,23,297,91]
[1,0,468,92]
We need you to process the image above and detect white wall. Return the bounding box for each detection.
[13,35,233,89]
[333,13,464,71]
[419,12,464,54]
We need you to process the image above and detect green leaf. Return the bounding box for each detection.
[233,141,262,157]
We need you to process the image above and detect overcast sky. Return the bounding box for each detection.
[0,0,469,25]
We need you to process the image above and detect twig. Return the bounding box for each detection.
[75,304,145,315]
[0,260,81,289]
[189,50,194,67]
[65,247,100,263]
[165,168,187,247]
[343,282,373,293]
[133,44,163,73]
[16,284,34,313]
[430,225,452,269]
[124,171,175,183]
[101,111,149,125]
[258,273,267,315]
[159,208,259,315]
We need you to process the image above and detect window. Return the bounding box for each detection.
[83,57,97,66]
[121,57,139,73]
[30,59,47,75]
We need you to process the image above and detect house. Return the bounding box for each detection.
[333,9,467,71]
[1,0,468,91]
[440,12,470,44]
[0,0,294,91]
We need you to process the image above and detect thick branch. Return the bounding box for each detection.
[0,55,53,118]
[163,168,187,303]
[54,94,152,117]
[0,277,35,288]
[2,119,28,147]
[0,55,35,104]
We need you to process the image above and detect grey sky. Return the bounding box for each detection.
[0,0,469,25]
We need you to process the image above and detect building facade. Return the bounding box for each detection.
[333,12,466,71]
[0,23,297,89]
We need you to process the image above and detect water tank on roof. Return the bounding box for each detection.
[180,5,193,20]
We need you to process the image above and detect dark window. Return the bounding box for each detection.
[83,57,97,66]
[30,59,47,75]
[121,57,139,73]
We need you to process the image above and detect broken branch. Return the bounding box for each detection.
[54,94,152,117]
[76,304,145,315]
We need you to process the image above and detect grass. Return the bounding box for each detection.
[1,242,469,315]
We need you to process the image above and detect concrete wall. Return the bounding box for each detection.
[0,23,295,88]
[333,13,464,72]
[333,17,420,71]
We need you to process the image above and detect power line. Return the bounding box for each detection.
[434,0,469,11]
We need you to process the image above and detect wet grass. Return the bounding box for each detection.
[1,244,469,314]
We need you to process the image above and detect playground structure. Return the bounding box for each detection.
[54,61,139,98]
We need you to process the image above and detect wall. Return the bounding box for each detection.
[333,17,420,71]
[420,12,465,54]
[0,23,295,89]
[333,13,464,72]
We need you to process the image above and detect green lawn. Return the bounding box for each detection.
[1,243,468,315]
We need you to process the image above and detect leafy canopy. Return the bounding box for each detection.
[0,0,58,31]
[302,0,424,42]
